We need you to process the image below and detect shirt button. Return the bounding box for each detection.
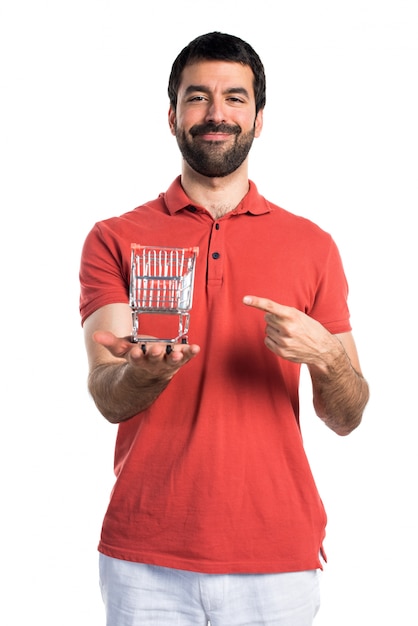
[212,252,220,259]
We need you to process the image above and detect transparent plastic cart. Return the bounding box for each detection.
[129,244,199,351]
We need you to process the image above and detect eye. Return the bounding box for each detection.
[187,95,207,102]
[227,96,245,103]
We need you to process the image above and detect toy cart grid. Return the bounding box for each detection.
[129,244,199,346]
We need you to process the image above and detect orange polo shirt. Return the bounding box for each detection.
[79,177,351,573]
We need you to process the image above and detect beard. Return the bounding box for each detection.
[175,121,256,178]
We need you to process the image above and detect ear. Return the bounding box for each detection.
[168,106,176,136]
[254,109,263,138]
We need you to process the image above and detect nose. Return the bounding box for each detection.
[205,97,226,124]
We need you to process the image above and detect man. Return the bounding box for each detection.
[80,32,369,626]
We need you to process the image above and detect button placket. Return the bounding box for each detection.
[207,221,224,287]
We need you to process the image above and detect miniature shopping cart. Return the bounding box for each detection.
[129,244,199,348]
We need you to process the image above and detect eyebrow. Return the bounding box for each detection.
[184,85,251,98]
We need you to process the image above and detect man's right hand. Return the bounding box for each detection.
[83,303,200,423]
[93,329,200,380]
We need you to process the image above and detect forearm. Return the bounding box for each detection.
[88,362,171,424]
[309,342,369,436]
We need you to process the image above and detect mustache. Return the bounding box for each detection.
[190,122,241,137]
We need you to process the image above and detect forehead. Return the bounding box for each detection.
[178,60,255,96]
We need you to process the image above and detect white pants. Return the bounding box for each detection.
[99,554,321,626]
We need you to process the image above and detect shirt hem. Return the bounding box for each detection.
[97,544,324,574]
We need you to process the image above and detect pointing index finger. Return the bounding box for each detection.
[243,295,279,314]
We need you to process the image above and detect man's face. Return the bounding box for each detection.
[169,61,263,178]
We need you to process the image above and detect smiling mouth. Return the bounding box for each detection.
[197,132,233,141]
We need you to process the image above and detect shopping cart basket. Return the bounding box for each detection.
[129,244,199,348]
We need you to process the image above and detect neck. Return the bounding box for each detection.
[180,163,250,219]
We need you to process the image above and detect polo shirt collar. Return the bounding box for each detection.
[162,176,271,216]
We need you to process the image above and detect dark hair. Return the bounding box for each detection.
[168,32,266,114]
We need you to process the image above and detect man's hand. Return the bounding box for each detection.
[92,330,200,383]
[83,302,201,424]
[242,295,341,369]
[243,295,369,435]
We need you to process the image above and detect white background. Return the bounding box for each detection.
[1,1,417,624]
